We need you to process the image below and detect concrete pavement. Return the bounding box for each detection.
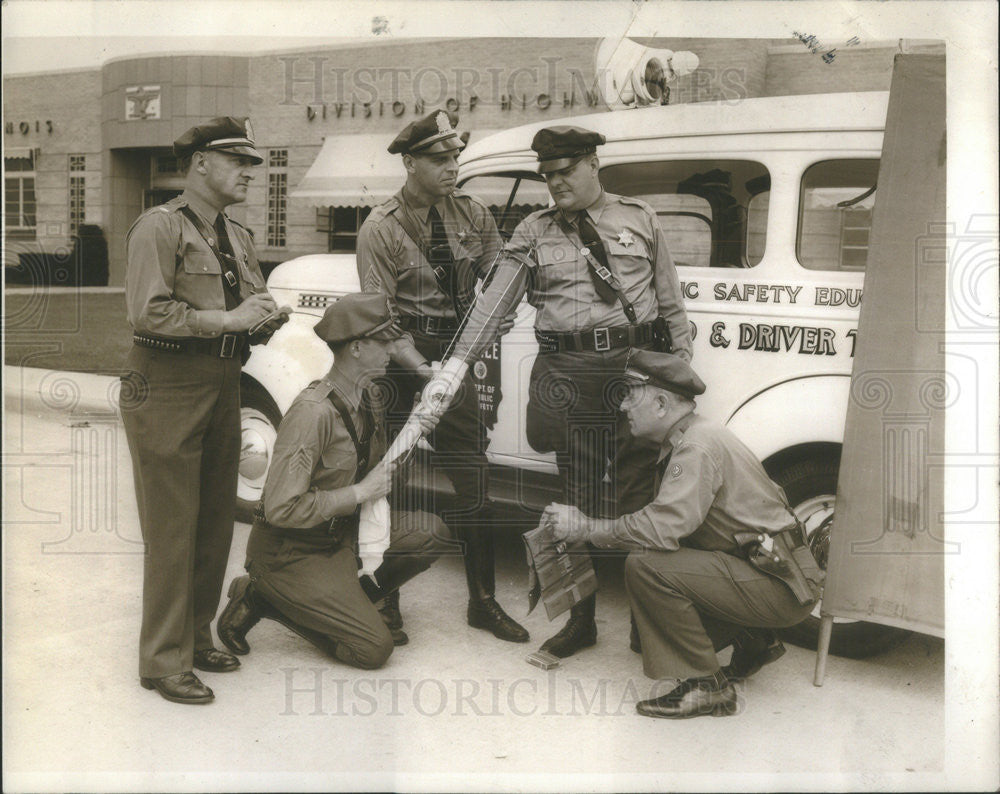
[3,366,952,791]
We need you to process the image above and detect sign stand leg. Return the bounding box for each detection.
[813,614,834,686]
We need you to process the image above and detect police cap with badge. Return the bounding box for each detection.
[623,350,706,398]
[313,293,403,345]
[388,109,466,155]
[531,125,607,173]
[174,117,263,165]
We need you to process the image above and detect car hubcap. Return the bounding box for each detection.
[238,408,277,504]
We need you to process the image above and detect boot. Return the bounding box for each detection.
[539,593,597,658]
[362,555,436,645]
[217,576,264,655]
[636,672,739,719]
[463,528,529,643]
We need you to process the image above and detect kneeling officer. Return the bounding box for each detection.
[218,293,450,669]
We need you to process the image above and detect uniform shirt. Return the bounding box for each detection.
[452,191,692,361]
[262,369,387,529]
[125,191,266,337]
[356,186,503,321]
[590,413,798,553]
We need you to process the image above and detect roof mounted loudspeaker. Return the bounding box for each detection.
[594,37,699,110]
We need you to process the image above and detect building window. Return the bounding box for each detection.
[317,206,372,252]
[267,149,288,248]
[68,154,86,234]
[5,151,36,238]
[798,159,879,271]
[156,155,180,174]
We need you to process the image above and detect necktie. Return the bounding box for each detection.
[214,215,241,311]
[427,206,469,316]
[576,214,619,305]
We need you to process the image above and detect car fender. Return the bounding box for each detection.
[242,314,332,414]
[725,375,850,462]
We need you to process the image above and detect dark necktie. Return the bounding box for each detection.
[427,205,464,315]
[576,214,619,305]
[214,215,241,311]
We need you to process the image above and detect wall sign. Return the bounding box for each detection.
[126,86,161,120]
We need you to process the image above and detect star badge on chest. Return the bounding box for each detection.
[618,229,635,248]
[457,229,469,243]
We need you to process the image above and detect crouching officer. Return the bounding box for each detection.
[122,116,287,705]
[217,294,451,669]
[542,351,824,719]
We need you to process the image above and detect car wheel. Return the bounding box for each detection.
[237,381,282,524]
[770,452,911,659]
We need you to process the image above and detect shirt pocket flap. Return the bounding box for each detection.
[607,238,650,259]
[182,252,223,275]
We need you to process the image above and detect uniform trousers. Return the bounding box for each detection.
[526,347,660,518]
[120,345,241,679]
[625,547,815,680]
[245,510,450,669]
[382,329,489,521]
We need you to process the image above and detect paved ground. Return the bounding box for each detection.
[0,367,974,791]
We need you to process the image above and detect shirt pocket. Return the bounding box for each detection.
[534,241,579,291]
[320,442,358,476]
[606,238,652,282]
[182,251,222,276]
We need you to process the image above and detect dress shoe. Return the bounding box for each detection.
[218,575,262,656]
[636,677,739,719]
[722,629,786,682]
[378,590,404,631]
[467,597,530,643]
[193,647,240,672]
[140,672,214,704]
[539,613,597,658]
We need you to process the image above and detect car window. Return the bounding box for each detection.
[798,159,879,271]
[600,160,771,268]
[459,173,550,240]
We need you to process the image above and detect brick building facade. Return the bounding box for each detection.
[3,36,901,286]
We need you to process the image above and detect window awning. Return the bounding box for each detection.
[292,134,401,208]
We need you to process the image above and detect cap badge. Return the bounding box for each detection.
[244,118,255,142]
[618,229,635,248]
[435,111,453,135]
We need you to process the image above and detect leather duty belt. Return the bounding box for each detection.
[535,321,656,354]
[133,332,246,359]
[399,314,461,336]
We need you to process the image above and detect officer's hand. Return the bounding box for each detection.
[410,394,442,436]
[542,503,591,544]
[355,460,397,503]
[225,293,278,332]
[497,311,517,336]
[248,305,293,345]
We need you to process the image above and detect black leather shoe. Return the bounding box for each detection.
[539,613,597,658]
[379,590,404,631]
[468,597,530,643]
[140,672,214,704]
[722,629,786,682]
[193,647,240,672]
[218,575,262,656]
[636,678,739,719]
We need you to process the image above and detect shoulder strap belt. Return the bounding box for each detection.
[179,205,242,297]
[326,389,372,481]
[391,204,463,316]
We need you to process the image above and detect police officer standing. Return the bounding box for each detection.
[356,109,528,644]
[121,117,285,704]
[217,294,450,668]
[450,126,693,658]
[543,351,822,718]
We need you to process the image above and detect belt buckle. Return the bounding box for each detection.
[593,327,611,352]
[424,317,438,334]
[219,333,239,359]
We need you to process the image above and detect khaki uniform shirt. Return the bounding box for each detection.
[591,413,798,553]
[356,187,503,322]
[262,370,386,529]
[125,192,266,337]
[453,191,692,361]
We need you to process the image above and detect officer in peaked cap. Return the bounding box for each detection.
[448,124,692,659]
[357,110,530,645]
[218,293,451,668]
[541,349,822,719]
[121,115,283,704]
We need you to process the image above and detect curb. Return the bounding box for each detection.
[3,365,122,417]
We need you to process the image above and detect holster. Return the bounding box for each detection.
[652,316,673,353]
[734,525,824,606]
